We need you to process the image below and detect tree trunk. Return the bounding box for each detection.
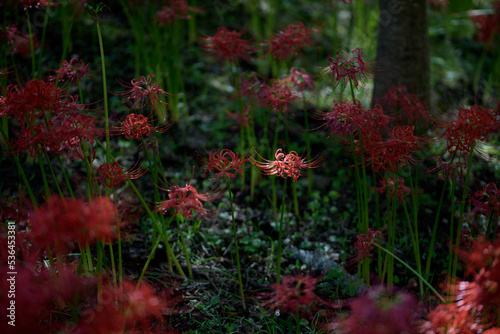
[371,0,430,108]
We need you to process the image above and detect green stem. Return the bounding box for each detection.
[373,242,445,303]
[425,179,447,279]
[26,10,35,78]
[228,181,246,309]
[176,216,193,279]
[276,177,288,284]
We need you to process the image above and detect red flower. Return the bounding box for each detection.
[196,148,248,180]
[52,58,93,84]
[156,0,200,25]
[251,148,323,182]
[311,99,363,138]
[156,180,225,219]
[374,176,412,202]
[469,182,500,221]
[199,26,254,63]
[427,156,467,181]
[328,286,418,334]
[112,113,171,140]
[2,24,40,58]
[438,104,499,159]
[351,228,384,265]
[116,74,170,110]
[419,302,482,334]
[326,48,372,90]
[264,22,316,61]
[380,86,431,125]
[470,9,500,44]
[256,274,335,318]
[29,196,116,252]
[260,81,298,115]
[20,0,58,10]
[284,67,314,93]
[96,161,148,188]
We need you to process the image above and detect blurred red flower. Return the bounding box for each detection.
[264,22,316,61]
[96,161,148,188]
[199,26,254,63]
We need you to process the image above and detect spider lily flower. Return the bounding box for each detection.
[264,22,317,61]
[29,196,116,253]
[156,0,200,25]
[250,148,323,182]
[2,24,40,58]
[195,148,248,180]
[326,48,372,90]
[156,180,226,219]
[50,58,93,84]
[115,74,170,110]
[111,113,171,140]
[374,176,412,203]
[255,274,336,318]
[199,26,254,63]
[260,81,298,116]
[96,161,148,188]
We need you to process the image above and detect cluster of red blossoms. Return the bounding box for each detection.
[96,161,148,188]
[251,148,323,182]
[264,22,317,61]
[1,79,98,159]
[116,74,170,110]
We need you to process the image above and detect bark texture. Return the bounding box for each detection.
[371,0,430,108]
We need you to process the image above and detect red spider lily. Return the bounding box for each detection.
[251,148,323,182]
[283,67,314,93]
[111,113,171,140]
[156,0,200,25]
[96,161,148,188]
[364,125,423,173]
[418,302,483,334]
[116,74,170,110]
[76,280,172,334]
[2,24,40,58]
[427,156,467,181]
[239,72,269,102]
[199,26,254,63]
[438,104,499,159]
[264,22,316,61]
[380,86,431,125]
[260,81,298,116]
[374,176,412,202]
[326,48,372,90]
[349,228,384,267]
[0,262,95,334]
[469,182,500,221]
[311,99,363,138]
[156,179,226,219]
[469,8,500,44]
[255,274,336,318]
[51,58,93,84]
[20,0,58,10]
[225,105,253,130]
[29,196,116,253]
[3,79,65,124]
[328,286,418,334]
[196,148,248,180]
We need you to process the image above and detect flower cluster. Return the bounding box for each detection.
[327,48,372,90]
[199,27,254,63]
[156,180,225,219]
[469,182,500,222]
[29,196,116,253]
[251,148,323,182]
[380,86,430,125]
[196,148,248,180]
[264,22,316,61]
[51,58,93,84]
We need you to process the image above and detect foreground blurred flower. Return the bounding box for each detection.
[199,26,254,63]
[251,148,323,182]
[96,161,148,188]
[327,286,418,334]
[326,48,372,90]
[1,24,40,58]
[29,196,116,252]
[156,180,226,219]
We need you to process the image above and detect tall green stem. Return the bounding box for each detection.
[276,178,288,284]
